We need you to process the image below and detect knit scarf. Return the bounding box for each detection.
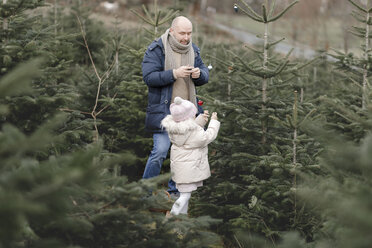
[161,29,197,107]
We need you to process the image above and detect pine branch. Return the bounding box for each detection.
[348,0,368,14]
[100,59,116,85]
[0,59,41,97]
[348,76,363,88]
[270,49,293,75]
[351,10,366,23]
[235,2,263,22]
[142,4,155,25]
[320,96,371,128]
[334,111,354,123]
[266,37,285,49]
[207,54,234,68]
[158,10,179,25]
[237,0,263,20]
[349,30,366,38]
[268,0,299,23]
[298,109,317,128]
[262,4,268,23]
[155,10,161,26]
[234,234,244,248]
[142,26,156,37]
[59,108,91,115]
[228,50,275,77]
[269,115,289,128]
[329,48,347,56]
[274,59,290,74]
[286,114,295,129]
[295,56,320,71]
[95,93,118,117]
[243,43,263,53]
[130,9,155,26]
[352,26,368,34]
[268,0,277,19]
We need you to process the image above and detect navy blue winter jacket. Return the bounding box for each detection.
[142,38,209,133]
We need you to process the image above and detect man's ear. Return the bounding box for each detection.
[169,27,173,33]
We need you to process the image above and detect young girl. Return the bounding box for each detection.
[161,96,220,215]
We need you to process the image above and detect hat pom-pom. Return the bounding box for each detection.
[174,97,183,105]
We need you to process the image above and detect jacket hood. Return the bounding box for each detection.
[161,115,199,146]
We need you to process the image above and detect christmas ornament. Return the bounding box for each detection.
[208,64,213,70]
[234,4,238,13]
[198,100,204,106]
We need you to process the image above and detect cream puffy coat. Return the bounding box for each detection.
[161,115,220,184]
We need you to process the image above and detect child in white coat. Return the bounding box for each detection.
[161,96,220,215]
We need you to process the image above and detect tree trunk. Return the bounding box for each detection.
[292,90,298,218]
[190,0,201,16]
[293,127,297,216]
[54,0,58,37]
[3,0,8,32]
[262,21,268,144]
[201,0,208,15]
[362,0,370,110]
[343,26,349,53]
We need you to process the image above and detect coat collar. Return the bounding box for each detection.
[161,115,199,134]
[149,38,198,55]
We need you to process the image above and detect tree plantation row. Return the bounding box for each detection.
[1,0,372,247]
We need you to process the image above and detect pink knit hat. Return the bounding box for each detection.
[170,96,197,122]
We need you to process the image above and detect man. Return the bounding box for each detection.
[142,16,209,196]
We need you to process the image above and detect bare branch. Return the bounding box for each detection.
[75,14,101,81]
[96,92,118,117]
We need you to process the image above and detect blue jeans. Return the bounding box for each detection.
[143,132,178,193]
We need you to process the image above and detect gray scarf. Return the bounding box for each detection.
[161,29,197,107]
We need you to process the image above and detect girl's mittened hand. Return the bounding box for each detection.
[211,112,218,120]
[203,114,208,122]
[203,110,209,122]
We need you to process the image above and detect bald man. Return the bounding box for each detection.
[142,16,209,196]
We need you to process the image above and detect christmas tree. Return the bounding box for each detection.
[193,0,322,245]
[1,1,226,247]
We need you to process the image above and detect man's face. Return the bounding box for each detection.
[170,22,192,45]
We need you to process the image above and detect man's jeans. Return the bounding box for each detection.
[143,132,178,193]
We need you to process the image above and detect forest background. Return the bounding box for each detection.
[1,0,372,248]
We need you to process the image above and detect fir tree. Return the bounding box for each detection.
[330,0,372,110]
[274,110,372,248]
[0,59,100,248]
[322,0,372,144]
[0,2,227,247]
[193,0,322,245]
[0,0,83,152]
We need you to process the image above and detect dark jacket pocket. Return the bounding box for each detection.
[145,103,167,132]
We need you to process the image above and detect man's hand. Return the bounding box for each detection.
[211,112,218,120]
[174,66,193,79]
[190,67,200,79]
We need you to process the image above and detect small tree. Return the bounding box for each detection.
[233,0,300,144]
[131,0,178,40]
[193,0,322,245]
[331,0,372,110]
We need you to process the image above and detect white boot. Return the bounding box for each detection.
[170,192,191,215]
